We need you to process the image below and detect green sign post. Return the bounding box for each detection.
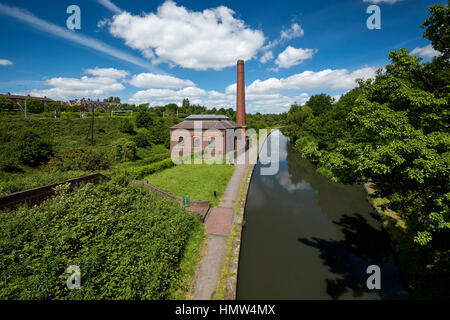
[182,196,190,207]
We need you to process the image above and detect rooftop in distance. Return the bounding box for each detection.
[186,115,229,120]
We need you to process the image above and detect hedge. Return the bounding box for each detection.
[0,181,201,299]
[126,158,175,179]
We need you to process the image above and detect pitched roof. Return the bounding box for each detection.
[170,115,241,130]
[186,114,229,120]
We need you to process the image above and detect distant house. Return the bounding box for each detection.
[66,98,120,112]
[170,60,247,159]
[1,92,53,106]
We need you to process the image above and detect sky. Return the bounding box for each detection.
[0,0,445,114]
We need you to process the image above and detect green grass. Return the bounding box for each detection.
[145,164,235,207]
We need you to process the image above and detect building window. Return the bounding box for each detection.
[178,136,184,147]
[208,136,216,149]
[193,136,201,148]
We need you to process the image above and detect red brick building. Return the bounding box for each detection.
[170,60,247,159]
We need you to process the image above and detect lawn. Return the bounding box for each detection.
[145,164,235,207]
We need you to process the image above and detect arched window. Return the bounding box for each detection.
[178,136,184,147]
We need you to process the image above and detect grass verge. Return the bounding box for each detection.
[145,164,235,207]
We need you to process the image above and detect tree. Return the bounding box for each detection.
[0,96,16,111]
[135,110,153,128]
[14,129,53,167]
[305,94,334,116]
[182,98,190,108]
[104,96,121,103]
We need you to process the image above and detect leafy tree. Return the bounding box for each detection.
[14,129,53,167]
[305,93,334,116]
[0,96,16,111]
[135,110,153,128]
[283,3,450,299]
[119,118,135,134]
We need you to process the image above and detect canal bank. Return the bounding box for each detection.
[192,130,273,300]
[236,131,409,300]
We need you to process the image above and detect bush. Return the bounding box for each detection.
[47,146,111,171]
[133,130,151,148]
[0,181,202,299]
[95,107,106,113]
[119,118,135,134]
[114,138,137,162]
[126,158,174,179]
[0,96,16,111]
[14,129,53,167]
[135,110,153,128]
[0,145,20,172]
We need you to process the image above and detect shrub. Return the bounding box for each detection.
[135,110,153,128]
[114,138,137,162]
[14,129,53,167]
[118,118,135,134]
[126,158,174,179]
[0,96,16,111]
[47,146,111,171]
[0,145,20,172]
[95,107,106,113]
[0,181,202,299]
[133,131,151,148]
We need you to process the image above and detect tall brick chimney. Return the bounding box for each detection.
[236,60,246,127]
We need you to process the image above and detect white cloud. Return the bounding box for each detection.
[274,46,316,69]
[242,66,377,92]
[0,59,13,66]
[85,67,129,78]
[21,68,127,101]
[410,44,442,59]
[363,0,403,4]
[260,51,274,64]
[0,3,155,71]
[129,73,195,89]
[108,0,265,70]
[97,0,122,14]
[280,23,304,41]
[128,66,376,113]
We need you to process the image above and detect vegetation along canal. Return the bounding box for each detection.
[237,131,409,300]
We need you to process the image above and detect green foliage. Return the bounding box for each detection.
[0,181,203,299]
[0,144,20,172]
[114,139,137,162]
[118,118,135,134]
[305,93,334,116]
[126,158,175,179]
[0,96,17,111]
[47,146,111,171]
[95,107,107,114]
[0,169,87,196]
[135,110,153,128]
[14,129,53,167]
[282,5,450,298]
[133,130,151,148]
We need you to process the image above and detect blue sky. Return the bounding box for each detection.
[0,0,444,113]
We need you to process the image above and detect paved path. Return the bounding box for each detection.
[193,163,249,300]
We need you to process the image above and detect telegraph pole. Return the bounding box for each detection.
[24,95,27,119]
[90,103,95,145]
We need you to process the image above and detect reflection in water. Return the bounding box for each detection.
[236,131,409,300]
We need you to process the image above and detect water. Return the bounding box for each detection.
[236,131,409,300]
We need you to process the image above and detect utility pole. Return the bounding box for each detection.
[90,104,95,145]
[24,95,27,119]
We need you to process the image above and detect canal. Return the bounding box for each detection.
[236,130,409,300]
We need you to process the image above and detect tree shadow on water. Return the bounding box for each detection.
[298,213,409,300]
